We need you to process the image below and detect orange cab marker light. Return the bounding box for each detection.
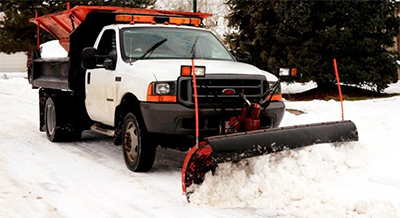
[170,17,190,25]
[116,15,132,22]
[181,66,192,76]
[191,18,201,26]
[133,15,155,23]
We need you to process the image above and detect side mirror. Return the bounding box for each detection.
[104,58,114,70]
[81,47,97,69]
[104,50,117,70]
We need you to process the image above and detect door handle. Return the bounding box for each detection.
[87,72,91,84]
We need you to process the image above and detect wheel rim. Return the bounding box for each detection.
[46,99,56,136]
[124,121,139,163]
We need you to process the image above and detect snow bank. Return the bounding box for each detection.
[385,80,400,94]
[281,81,317,94]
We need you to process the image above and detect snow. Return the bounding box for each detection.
[1,72,399,217]
[40,40,68,58]
[281,81,317,94]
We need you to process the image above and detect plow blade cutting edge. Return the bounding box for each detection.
[182,120,358,194]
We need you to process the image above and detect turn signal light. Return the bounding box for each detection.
[291,68,297,77]
[279,68,298,78]
[181,66,205,77]
[267,94,282,101]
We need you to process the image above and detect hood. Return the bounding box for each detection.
[129,59,269,81]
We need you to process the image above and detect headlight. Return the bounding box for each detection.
[155,83,171,95]
[147,81,177,102]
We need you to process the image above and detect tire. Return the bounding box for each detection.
[122,112,156,172]
[44,97,82,142]
[45,97,62,142]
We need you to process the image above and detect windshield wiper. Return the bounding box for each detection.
[139,38,168,60]
[190,36,199,59]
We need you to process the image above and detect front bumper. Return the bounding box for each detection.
[140,101,285,135]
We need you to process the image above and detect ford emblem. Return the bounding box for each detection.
[222,88,236,95]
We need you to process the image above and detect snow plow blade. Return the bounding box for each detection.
[182,120,358,194]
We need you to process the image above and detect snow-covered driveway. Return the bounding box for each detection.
[1,73,399,217]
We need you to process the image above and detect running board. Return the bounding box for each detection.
[90,123,115,137]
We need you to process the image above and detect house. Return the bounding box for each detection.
[0,12,27,73]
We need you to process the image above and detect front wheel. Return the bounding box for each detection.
[122,113,156,172]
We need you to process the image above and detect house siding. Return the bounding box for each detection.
[0,52,27,72]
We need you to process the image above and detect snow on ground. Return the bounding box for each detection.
[0,74,243,218]
[190,81,400,217]
[1,73,399,217]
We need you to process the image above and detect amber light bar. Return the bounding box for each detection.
[116,15,201,26]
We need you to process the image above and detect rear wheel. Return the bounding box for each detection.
[44,97,82,142]
[122,113,156,172]
[45,97,62,142]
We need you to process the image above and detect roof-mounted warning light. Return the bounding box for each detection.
[116,15,156,24]
[116,15,201,26]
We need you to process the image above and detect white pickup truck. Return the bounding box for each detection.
[29,6,285,172]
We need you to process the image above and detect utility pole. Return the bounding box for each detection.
[193,0,197,13]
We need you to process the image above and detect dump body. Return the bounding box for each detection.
[30,57,69,90]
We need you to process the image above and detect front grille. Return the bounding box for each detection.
[178,74,268,108]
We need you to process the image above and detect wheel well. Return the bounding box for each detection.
[39,88,90,132]
[114,93,146,145]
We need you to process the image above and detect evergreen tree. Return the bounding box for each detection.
[0,0,156,54]
[225,0,399,92]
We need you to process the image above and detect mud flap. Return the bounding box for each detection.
[182,120,358,194]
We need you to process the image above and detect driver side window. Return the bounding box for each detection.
[96,30,116,67]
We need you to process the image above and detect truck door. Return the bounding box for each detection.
[85,29,118,126]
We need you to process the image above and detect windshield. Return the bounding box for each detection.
[121,27,234,61]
